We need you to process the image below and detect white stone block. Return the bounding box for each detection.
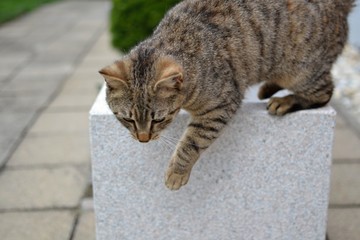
[90,86,336,240]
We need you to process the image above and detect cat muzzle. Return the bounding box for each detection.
[137,133,151,143]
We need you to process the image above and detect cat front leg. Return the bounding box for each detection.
[165,124,206,190]
[165,99,240,190]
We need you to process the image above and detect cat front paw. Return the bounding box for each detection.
[165,167,190,191]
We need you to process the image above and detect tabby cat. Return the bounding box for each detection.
[100,0,354,190]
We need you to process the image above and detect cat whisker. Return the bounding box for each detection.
[161,135,181,145]
[160,136,178,147]
[158,138,175,153]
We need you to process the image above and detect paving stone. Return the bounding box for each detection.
[33,52,81,65]
[73,211,96,240]
[47,92,98,110]
[36,37,91,57]
[334,115,347,128]
[8,133,90,166]
[20,64,73,75]
[14,10,68,27]
[3,78,62,94]
[327,209,360,240]
[59,29,97,43]
[60,70,104,95]
[29,111,89,134]
[0,72,10,83]
[0,41,30,55]
[86,43,120,61]
[14,2,106,27]
[329,164,360,205]
[15,35,57,51]
[0,94,49,112]
[332,128,360,161]
[72,22,105,34]
[0,210,75,240]
[0,136,18,168]
[81,198,94,211]
[0,52,31,71]
[78,56,119,71]
[80,32,119,63]
[25,27,59,42]
[3,71,64,94]
[0,167,89,210]
[0,25,31,38]
[86,41,118,57]
[0,112,36,135]
[60,82,102,96]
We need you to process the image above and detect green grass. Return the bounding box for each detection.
[111,0,180,52]
[0,0,60,24]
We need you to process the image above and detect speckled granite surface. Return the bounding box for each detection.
[90,87,336,240]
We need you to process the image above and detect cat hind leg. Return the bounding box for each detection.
[267,71,333,116]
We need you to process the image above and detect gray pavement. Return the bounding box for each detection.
[0,0,115,239]
[0,0,359,239]
[0,0,110,168]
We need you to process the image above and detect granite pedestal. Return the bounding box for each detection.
[90,86,336,240]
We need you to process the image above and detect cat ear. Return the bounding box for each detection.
[99,60,129,89]
[155,72,183,91]
[154,58,183,91]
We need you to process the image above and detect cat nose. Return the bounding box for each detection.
[137,132,150,143]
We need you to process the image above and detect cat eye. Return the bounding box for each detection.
[122,117,135,123]
[152,118,166,123]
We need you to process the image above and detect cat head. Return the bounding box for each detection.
[99,55,185,143]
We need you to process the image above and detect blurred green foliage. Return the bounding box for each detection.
[0,0,59,24]
[111,0,180,53]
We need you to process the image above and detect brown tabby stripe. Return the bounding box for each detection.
[188,123,219,133]
[196,102,231,117]
[258,2,270,20]
[161,119,172,126]
[169,108,180,115]
[195,132,217,141]
[176,151,190,164]
[179,147,191,158]
[246,8,264,77]
[268,9,281,74]
[210,117,228,125]
[132,47,156,87]
[175,161,186,169]
[186,136,200,153]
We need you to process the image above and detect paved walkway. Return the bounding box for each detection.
[0,1,359,239]
[0,1,115,239]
